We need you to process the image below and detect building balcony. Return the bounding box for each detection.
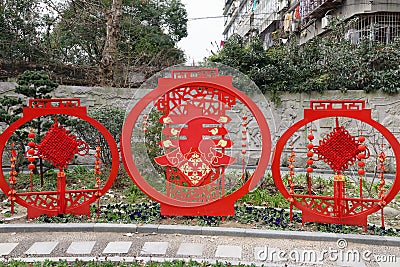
[301,0,342,18]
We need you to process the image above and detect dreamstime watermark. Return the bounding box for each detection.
[256,239,397,264]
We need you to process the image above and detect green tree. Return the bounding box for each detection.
[0,0,187,86]
[14,70,59,184]
[0,96,23,126]
[0,96,25,172]
[0,71,57,174]
[50,0,187,85]
[0,0,44,61]
[0,70,58,132]
[15,70,59,98]
[48,0,105,66]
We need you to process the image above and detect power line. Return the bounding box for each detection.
[188,15,225,21]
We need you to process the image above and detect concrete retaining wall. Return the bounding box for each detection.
[1,82,398,171]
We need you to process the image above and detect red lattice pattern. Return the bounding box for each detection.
[344,199,376,215]
[167,179,223,202]
[311,100,364,111]
[37,121,79,169]
[166,167,218,186]
[20,191,94,210]
[155,87,236,116]
[21,194,59,210]
[66,192,94,206]
[166,167,223,201]
[313,125,360,173]
[298,197,336,217]
[297,196,377,217]
[155,85,236,193]
[30,98,80,109]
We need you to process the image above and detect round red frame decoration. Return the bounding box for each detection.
[271,100,400,228]
[121,69,272,216]
[0,98,119,218]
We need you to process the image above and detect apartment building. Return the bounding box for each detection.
[223,0,283,48]
[223,0,400,46]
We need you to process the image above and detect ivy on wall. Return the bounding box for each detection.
[209,30,400,97]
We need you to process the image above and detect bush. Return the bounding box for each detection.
[66,106,124,167]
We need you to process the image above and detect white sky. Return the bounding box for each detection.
[178,0,225,64]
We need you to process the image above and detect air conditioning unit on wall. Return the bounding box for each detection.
[277,0,289,13]
[321,15,332,29]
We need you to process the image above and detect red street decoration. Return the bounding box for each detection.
[154,106,236,187]
[1,92,398,226]
[0,98,119,218]
[8,143,17,213]
[313,118,360,174]
[122,68,272,216]
[37,118,81,169]
[272,100,400,229]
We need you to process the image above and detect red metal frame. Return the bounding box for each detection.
[0,98,119,218]
[121,68,272,216]
[272,100,400,229]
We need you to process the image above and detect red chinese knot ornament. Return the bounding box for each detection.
[36,118,80,169]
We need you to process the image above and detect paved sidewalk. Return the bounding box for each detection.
[1,223,400,246]
[0,223,399,266]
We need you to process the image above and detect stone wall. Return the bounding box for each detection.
[1,82,396,124]
[1,82,398,171]
[0,82,135,110]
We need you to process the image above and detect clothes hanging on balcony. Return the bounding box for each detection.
[300,0,308,18]
[284,13,293,32]
[295,5,301,19]
[252,0,257,10]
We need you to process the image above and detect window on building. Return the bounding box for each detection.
[345,13,400,44]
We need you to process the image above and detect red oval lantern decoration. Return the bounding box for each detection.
[122,68,272,216]
[0,98,119,218]
[272,100,400,229]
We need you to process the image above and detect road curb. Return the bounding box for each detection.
[0,223,399,246]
